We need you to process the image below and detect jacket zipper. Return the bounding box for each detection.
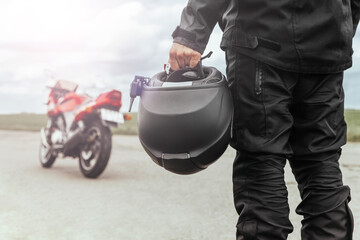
[255,62,263,95]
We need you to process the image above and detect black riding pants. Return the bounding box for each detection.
[226,51,353,240]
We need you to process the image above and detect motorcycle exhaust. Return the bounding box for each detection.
[63,122,85,154]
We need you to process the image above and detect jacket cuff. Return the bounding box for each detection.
[172,26,196,42]
[172,26,205,54]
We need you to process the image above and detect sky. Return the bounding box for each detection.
[0,0,359,114]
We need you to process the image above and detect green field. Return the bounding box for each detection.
[0,110,359,141]
[345,109,360,142]
[0,112,138,135]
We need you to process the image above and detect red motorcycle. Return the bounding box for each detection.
[39,80,131,178]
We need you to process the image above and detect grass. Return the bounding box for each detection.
[0,113,48,132]
[0,110,359,141]
[111,112,138,135]
[0,112,138,135]
[345,109,360,142]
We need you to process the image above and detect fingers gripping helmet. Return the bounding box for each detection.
[131,65,233,175]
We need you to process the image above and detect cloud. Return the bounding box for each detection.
[0,0,194,113]
[0,0,358,113]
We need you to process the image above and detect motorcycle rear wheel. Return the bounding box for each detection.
[79,120,112,178]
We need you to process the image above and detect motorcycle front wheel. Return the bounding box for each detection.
[79,120,112,178]
[39,142,57,168]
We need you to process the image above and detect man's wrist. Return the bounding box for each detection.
[173,38,204,55]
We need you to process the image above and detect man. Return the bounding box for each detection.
[168,0,359,239]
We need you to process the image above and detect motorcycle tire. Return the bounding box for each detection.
[79,120,112,178]
[39,142,57,168]
[39,119,58,168]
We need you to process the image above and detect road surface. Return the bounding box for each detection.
[0,130,358,240]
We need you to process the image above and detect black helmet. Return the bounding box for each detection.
[130,64,233,175]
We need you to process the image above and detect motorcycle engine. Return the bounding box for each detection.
[51,130,65,145]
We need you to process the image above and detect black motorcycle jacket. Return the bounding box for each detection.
[172,0,360,73]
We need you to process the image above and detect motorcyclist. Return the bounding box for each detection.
[168,0,359,239]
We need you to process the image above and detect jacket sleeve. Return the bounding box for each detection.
[351,0,360,36]
[172,0,230,54]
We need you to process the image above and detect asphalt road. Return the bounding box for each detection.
[0,130,359,240]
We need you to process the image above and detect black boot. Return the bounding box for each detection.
[300,199,353,240]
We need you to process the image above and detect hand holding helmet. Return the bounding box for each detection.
[168,43,202,70]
